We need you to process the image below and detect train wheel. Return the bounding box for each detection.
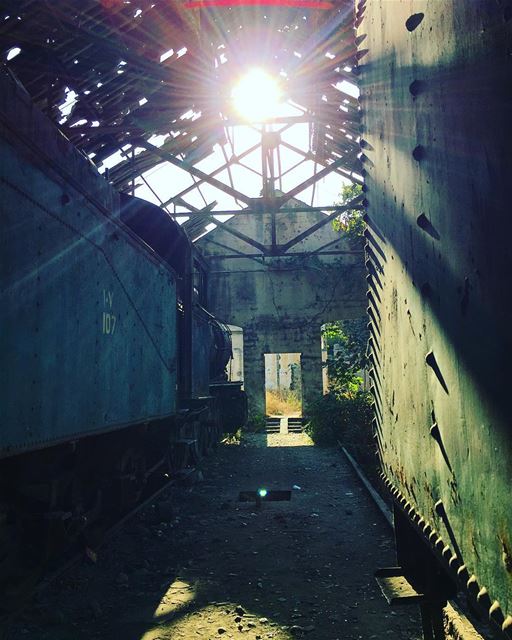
[179,420,202,466]
[166,443,189,476]
[116,449,147,511]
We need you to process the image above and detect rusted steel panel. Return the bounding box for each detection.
[191,307,213,398]
[0,76,177,458]
[358,0,512,627]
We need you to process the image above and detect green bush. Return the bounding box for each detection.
[304,391,373,448]
[246,411,266,433]
[331,183,365,249]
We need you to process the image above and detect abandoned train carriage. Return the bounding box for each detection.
[0,0,511,636]
[358,1,512,635]
[0,69,246,602]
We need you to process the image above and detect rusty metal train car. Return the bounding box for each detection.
[0,69,246,607]
[357,1,512,636]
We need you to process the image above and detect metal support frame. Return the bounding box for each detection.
[134,105,361,259]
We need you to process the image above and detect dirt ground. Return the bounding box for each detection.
[5,432,422,640]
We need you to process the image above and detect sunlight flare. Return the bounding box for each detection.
[231,68,282,122]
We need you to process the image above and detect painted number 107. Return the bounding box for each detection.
[102,289,117,335]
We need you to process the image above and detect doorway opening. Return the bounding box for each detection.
[264,353,302,417]
[321,320,370,395]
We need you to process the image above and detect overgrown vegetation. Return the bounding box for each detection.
[303,183,372,450]
[265,389,302,416]
[305,319,373,454]
[246,411,266,433]
[332,183,365,248]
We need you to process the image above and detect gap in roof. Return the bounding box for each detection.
[6,46,21,60]
[160,49,173,63]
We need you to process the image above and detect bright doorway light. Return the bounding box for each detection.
[231,68,282,122]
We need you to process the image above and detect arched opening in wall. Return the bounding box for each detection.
[321,319,370,395]
[226,325,244,387]
[264,353,302,417]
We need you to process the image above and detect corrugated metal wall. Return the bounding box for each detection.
[359,1,512,627]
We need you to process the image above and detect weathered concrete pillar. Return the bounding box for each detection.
[300,327,323,414]
[243,327,266,418]
[301,352,324,415]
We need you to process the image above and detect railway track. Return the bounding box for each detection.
[35,467,197,598]
[0,431,213,629]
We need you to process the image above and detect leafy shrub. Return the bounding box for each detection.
[332,183,365,249]
[304,391,373,447]
[323,318,368,397]
[246,411,266,433]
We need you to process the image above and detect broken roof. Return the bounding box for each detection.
[1,0,361,188]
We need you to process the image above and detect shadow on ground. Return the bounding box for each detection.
[6,433,421,640]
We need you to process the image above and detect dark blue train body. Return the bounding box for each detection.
[0,70,246,605]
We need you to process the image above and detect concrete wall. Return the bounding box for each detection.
[227,325,244,383]
[264,353,301,392]
[359,0,512,627]
[198,203,366,415]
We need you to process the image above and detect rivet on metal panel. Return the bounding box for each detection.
[425,352,449,394]
[416,213,440,240]
[409,80,425,97]
[429,423,440,440]
[489,601,504,626]
[442,545,451,560]
[434,500,445,517]
[405,13,424,32]
[477,587,491,610]
[489,600,505,627]
[435,538,445,553]
[466,575,479,594]
[457,564,469,581]
[501,615,512,636]
[412,145,426,161]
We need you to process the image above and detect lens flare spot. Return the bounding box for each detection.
[231,69,282,122]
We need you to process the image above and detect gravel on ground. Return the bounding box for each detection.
[6,432,422,640]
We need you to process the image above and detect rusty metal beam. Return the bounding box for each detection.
[279,196,364,252]
[206,222,268,254]
[202,249,363,259]
[275,156,353,206]
[137,140,254,205]
[159,117,302,209]
[199,238,266,265]
[172,205,355,217]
